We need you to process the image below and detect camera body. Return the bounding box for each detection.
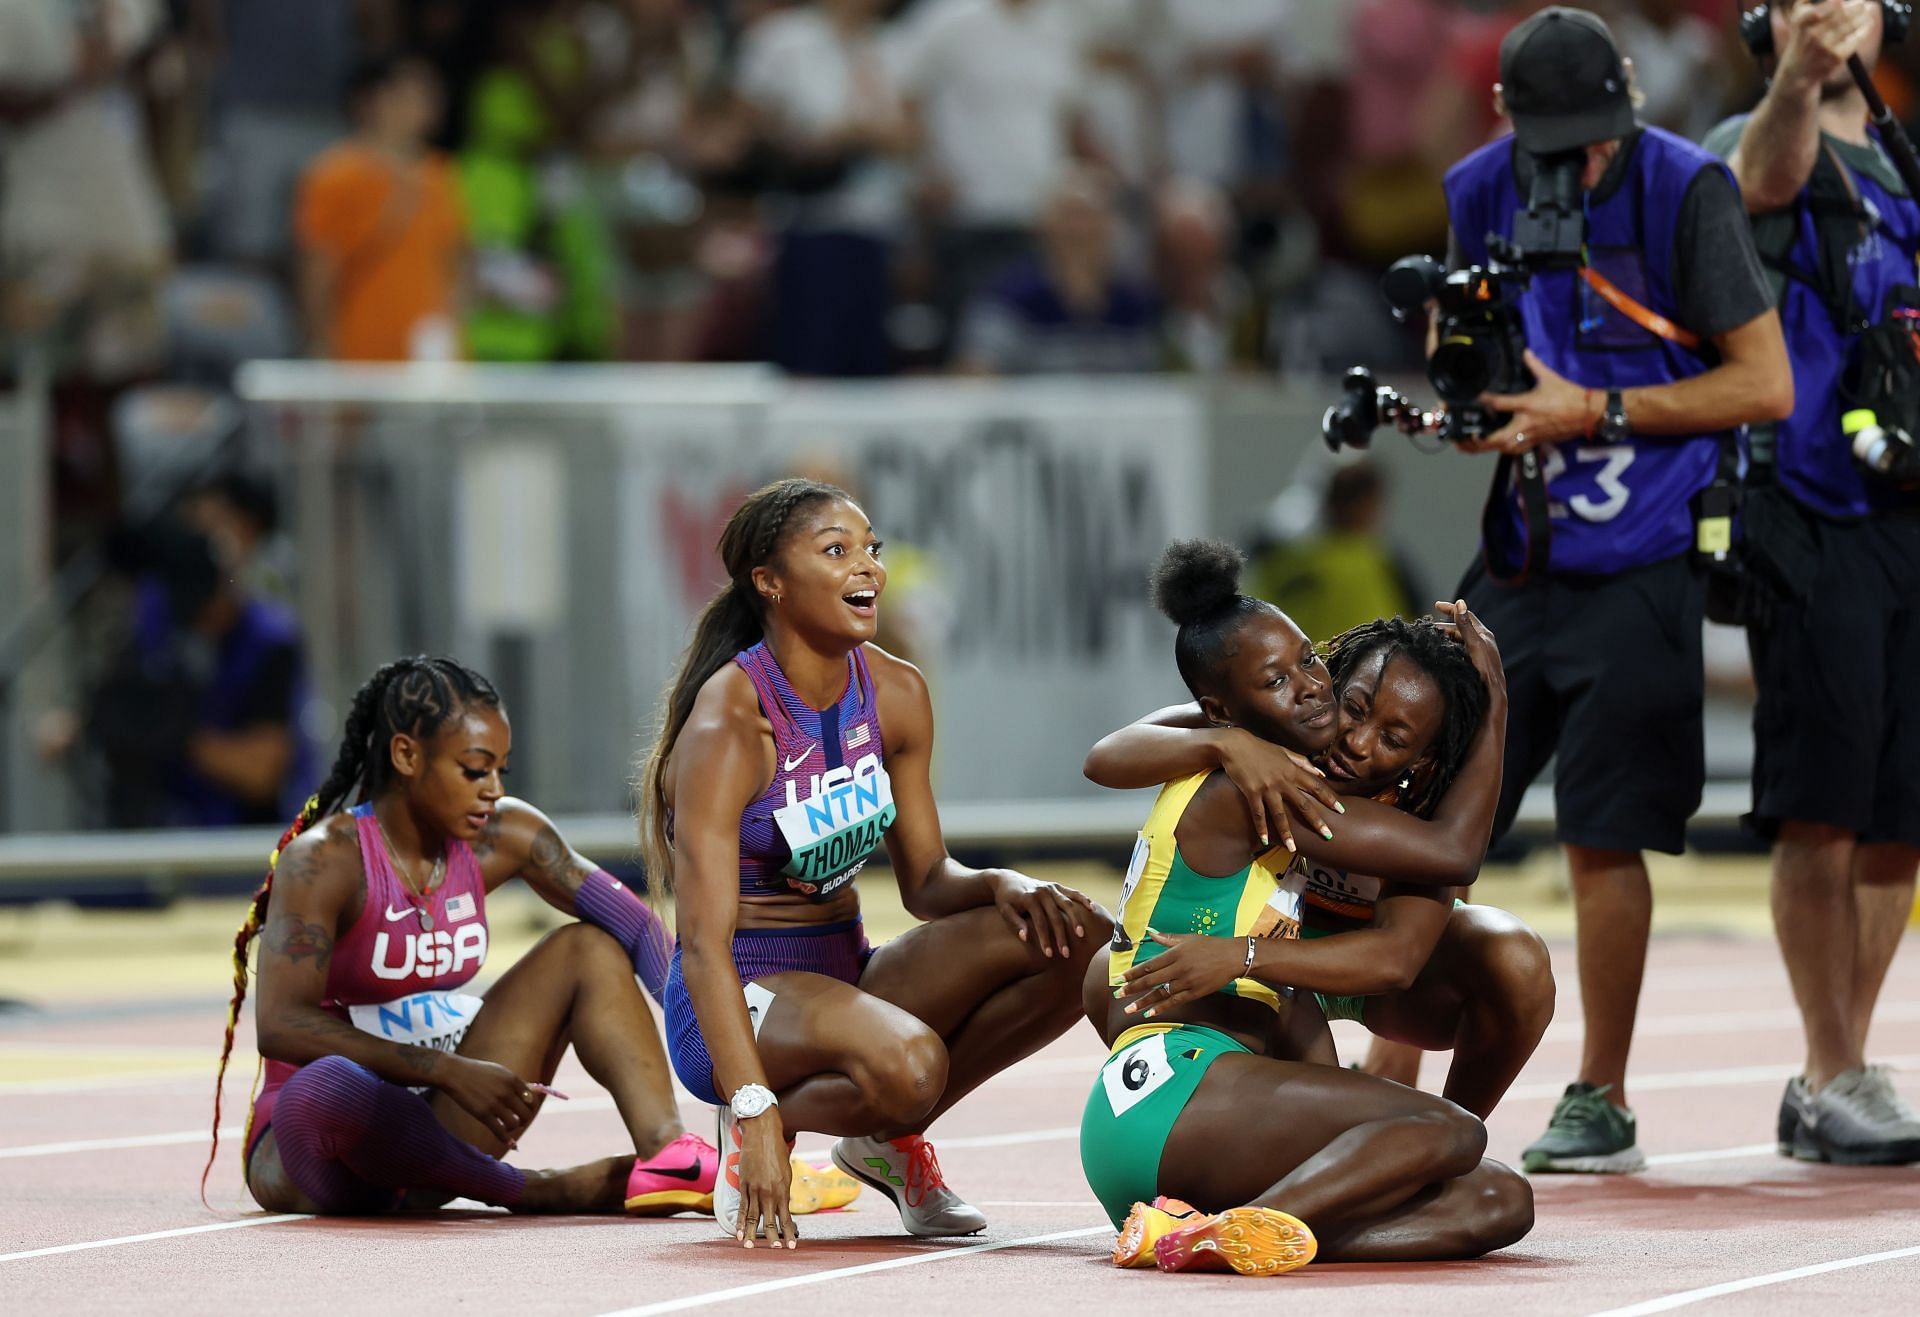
[1324,149,1588,452]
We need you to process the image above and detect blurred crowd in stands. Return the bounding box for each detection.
[3,0,1910,830]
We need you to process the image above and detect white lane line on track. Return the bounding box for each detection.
[1502,1055,1920,1104]
[0,1128,240,1159]
[0,1070,213,1096]
[593,1225,1112,1316]
[0,1215,302,1265]
[1541,1000,1920,1044]
[1587,1243,1920,1316]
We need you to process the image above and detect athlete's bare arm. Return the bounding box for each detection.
[868,644,1103,958]
[667,663,797,1246]
[472,797,597,908]
[1085,706,1343,852]
[1087,606,1507,889]
[252,817,538,1136]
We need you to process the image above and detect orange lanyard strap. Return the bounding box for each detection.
[1578,266,1703,351]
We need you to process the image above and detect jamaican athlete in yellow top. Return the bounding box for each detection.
[1109,772,1308,1009]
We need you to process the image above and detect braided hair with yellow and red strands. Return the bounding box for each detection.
[202,656,501,1204]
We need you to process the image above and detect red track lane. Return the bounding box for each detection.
[3,934,1918,1315]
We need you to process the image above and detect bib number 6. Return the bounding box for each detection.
[1540,444,1635,522]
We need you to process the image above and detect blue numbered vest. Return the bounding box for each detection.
[1764,127,1920,520]
[1446,128,1728,576]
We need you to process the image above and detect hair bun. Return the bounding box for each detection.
[1151,539,1246,628]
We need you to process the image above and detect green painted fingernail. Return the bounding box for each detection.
[1335,802,1346,814]
[1321,827,1334,840]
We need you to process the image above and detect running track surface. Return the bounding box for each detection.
[5,933,1919,1315]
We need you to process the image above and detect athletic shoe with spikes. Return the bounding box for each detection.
[1112,1196,1201,1268]
[624,1131,719,1215]
[788,1157,862,1214]
[1153,1206,1317,1276]
[713,1105,743,1237]
[831,1134,987,1237]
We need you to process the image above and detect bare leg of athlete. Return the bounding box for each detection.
[433,923,687,1211]
[855,905,1109,1136]
[1362,1037,1424,1088]
[1363,906,1555,1117]
[247,925,684,1215]
[1158,1055,1531,1260]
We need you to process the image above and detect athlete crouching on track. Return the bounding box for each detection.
[1077,542,1533,1274]
[644,477,1110,1249]
[205,656,719,1216]
[1087,550,1553,1122]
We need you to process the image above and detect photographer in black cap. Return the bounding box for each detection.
[1703,0,1920,1166]
[1437,7,1790,1174]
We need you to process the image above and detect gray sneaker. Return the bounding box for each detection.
[1776,1075,1809,1157]
[1796,1067,1920,1165]
[831,1134,987,1237]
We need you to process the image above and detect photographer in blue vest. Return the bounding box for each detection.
[1440,8,1792,1173]
[1704,0,1920,1166]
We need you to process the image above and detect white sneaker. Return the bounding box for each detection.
[831,1134,987,1238]
[714,1105,743,1238]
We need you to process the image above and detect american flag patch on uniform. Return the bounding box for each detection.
[445,892,477,923]
[847,724,871,749]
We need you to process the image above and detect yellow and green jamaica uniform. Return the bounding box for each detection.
[1079,771,1309,1226]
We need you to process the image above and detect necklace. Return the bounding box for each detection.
[372,813,446,932]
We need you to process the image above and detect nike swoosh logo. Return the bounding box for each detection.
[384,904,413,922]
[782,745,815,773]
[646,1160,707,1182]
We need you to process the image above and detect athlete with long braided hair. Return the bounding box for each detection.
[643,477,1110,1249]
[205,656,716,1216]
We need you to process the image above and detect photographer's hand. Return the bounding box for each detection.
[1777,0,1876,99]
[1464,350,1600,455]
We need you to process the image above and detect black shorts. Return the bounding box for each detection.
[1746,502,1920,847]
[1460,552,1705,854]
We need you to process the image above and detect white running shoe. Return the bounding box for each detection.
[831,1134,987,1237]
[713,1105,743,1238]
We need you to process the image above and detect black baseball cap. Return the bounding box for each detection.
[1499,7,1636,154]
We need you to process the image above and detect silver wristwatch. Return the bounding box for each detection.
[729,1083,778,1120]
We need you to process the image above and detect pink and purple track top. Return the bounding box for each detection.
[733,641,897,902]
[248,804,490,1156]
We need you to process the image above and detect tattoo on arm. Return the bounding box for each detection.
[526,823,588,898]
[262,914,334,971]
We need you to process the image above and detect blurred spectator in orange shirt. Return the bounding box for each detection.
[295,55,466,361]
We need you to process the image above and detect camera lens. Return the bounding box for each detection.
[1430,339,1493,403]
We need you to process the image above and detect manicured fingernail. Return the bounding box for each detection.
[1285,837,1296,853]
[1124,1003,1137,1014]
[1258,833,1268,847]
[1143,1008,1157,1019]
[787,1240,797,1250]
[1321,827,1334,840]
[1335,802,1346,814]
[745,1240,754,1249]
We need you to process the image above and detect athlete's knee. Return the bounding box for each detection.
[1457,911,1555,1037]
[1417,1102,1488,1177]
[544,920,628,971]
[278,1056,382,1144]
[858,1024,948,1126]
[1467,1160,1534,1254]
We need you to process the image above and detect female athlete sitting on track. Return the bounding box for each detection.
[205,655,720,1216]
[1087,606,1554,1121]
[1078,541,1533,1274]
[643,476,1110,1249]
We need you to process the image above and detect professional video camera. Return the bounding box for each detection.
[1323,150,1587,452]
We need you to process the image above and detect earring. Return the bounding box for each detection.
[1398,774,1413,791]
[770,593,782,604]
